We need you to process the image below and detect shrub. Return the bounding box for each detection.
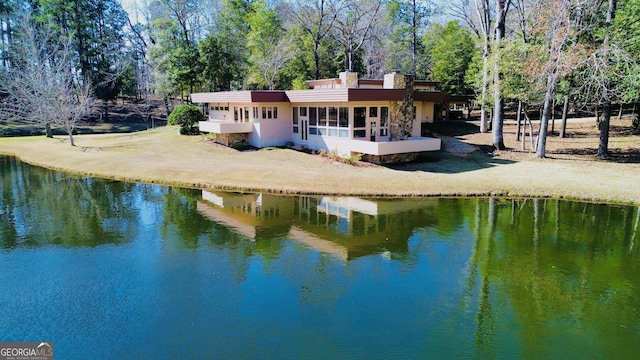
[168,103,205,135]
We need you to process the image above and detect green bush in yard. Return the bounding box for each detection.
[168,103,204,135]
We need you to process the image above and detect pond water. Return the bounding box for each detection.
[1,156,639,359]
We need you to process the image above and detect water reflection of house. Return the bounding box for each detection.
[197,190,437,261]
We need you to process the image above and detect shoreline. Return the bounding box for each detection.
[2,126,640,205]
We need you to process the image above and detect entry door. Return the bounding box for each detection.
[370,121,377,142]
[301,119,309,141]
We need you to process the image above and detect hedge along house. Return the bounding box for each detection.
[193,71,457,164]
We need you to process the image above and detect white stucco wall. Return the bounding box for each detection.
[248,103,292,147]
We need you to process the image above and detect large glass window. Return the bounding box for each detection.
[309,107,317,125]
[328,107,338,127]
[354,107,366,128]
[339,107,348,127]
[319,107,327,126]
[381,107,389,126]
[261,106,278,119]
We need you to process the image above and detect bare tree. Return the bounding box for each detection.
[287,0,344,80]
[531,0,586,158]
[331,0,383,72]
[0,16,95,146]
[257,35,299,90]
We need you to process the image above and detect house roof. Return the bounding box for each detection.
[192,89,468,104]
[191,90,288,103]
[305,78,440,89]
[286,88,410,102]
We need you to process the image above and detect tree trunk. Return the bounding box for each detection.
[597,100,611,159]
[67,127,75,147]
[618,103,623,119]
[560,95,569,138]
[551,98,556,134]
[45,123,53,138]
[479,32,490,133]
[516,100,522,141]
[492,0,507,150]
[535,73,555,158]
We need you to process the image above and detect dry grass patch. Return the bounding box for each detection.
[2,121,640,204]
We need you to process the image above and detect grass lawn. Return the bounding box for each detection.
[2,118,640,205]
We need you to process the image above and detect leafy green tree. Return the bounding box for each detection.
[149,17,202,98]
[35,0,129,100]
[428,21,476,94]
[168,103,204,135]
[245,0,295,89]
[386,0,433,76]
[288,0,343,80]
[198,32,240,91]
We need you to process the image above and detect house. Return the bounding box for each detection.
[197,190,437,261]
[192,71,464,164]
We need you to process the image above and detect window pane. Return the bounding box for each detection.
[293,107,298,124]
[354,129,366,138]
[380,128,388,136]
[318,128,327,136]
[319,107,327,126]
[328,128,337,137]
[328,107,338,127]
[262,107,267,119]
[293,126,299,133]
[244,107,249,121]
[309,107,317,125]
[300,107,307,117]
[381,107,388,126]
[354,107,366,128]
[369,107,378,117]
[268,107,273,119]
[339,129,349,137]
[253,107,258,119]
[339,107,348,127]
[274,106,278,119]
[309,127,317,135]
[234,107,239,121]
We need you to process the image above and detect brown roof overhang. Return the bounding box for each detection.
[191,91,288,103]
[444,94,475,103]
[347,89,406,101]
[414,91,446,102]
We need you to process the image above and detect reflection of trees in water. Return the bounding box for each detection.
[466,198,640,358]
[0,157,144,248]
